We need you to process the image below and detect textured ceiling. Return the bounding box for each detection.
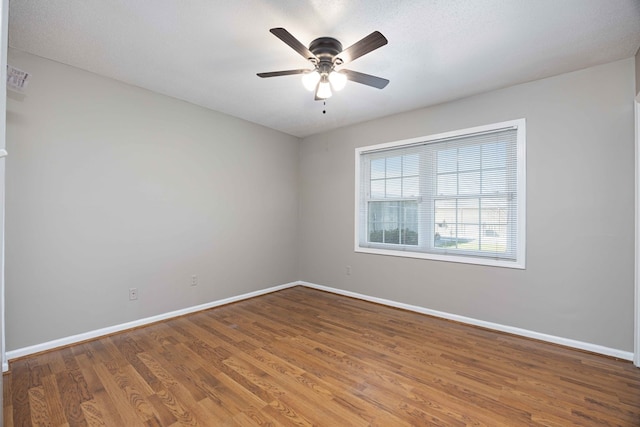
[8,0,640,138]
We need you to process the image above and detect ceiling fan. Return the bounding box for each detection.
[257,28,389,101]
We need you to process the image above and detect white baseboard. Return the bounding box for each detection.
[4,281,299,368]
[299,281,635,361]
[4,279,634,370]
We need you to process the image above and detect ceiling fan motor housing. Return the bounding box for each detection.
[309,37,343,72]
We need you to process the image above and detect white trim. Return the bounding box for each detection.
[300,281,634,361]
[353,246,523,269]
[5,282,298,364]
[358,120,521,154]
[635,99,640,367]
[0,0,8,394]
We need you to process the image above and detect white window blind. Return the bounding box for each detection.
[355,119,526,268]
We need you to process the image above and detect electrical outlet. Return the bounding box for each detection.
[129,288,138,300]
[346,265,352,276]
[191,275,198,286]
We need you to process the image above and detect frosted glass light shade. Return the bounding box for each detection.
[316,80,332,99]
[329,71,347,91]
[302,71,320,91]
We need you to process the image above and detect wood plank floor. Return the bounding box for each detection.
[4,286,640,426]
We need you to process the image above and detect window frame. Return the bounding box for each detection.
[354,119,526,269]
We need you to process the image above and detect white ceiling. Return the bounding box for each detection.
[8,0,640,138]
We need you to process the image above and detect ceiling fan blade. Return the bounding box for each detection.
[257,69,309,78]
[270,28,317,61]
[341,69,389,89]
[338,31,388,64]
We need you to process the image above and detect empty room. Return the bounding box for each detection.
[2,0,640,425]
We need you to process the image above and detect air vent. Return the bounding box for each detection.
[7,65,30,92]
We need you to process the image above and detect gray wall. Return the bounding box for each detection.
[299,58,636,351]
[5,49,300,350]
[5,49,637,354]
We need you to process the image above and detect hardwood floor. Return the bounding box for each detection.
[4,286,640,426]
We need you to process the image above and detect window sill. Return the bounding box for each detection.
[355,245,525,269]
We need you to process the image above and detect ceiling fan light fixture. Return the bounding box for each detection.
[316,77,332,99]
[328,70,347,91]
[302,71,320,91]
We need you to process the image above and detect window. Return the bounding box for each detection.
[355,119,526,268]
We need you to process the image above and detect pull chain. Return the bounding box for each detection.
[322,100,326,115]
